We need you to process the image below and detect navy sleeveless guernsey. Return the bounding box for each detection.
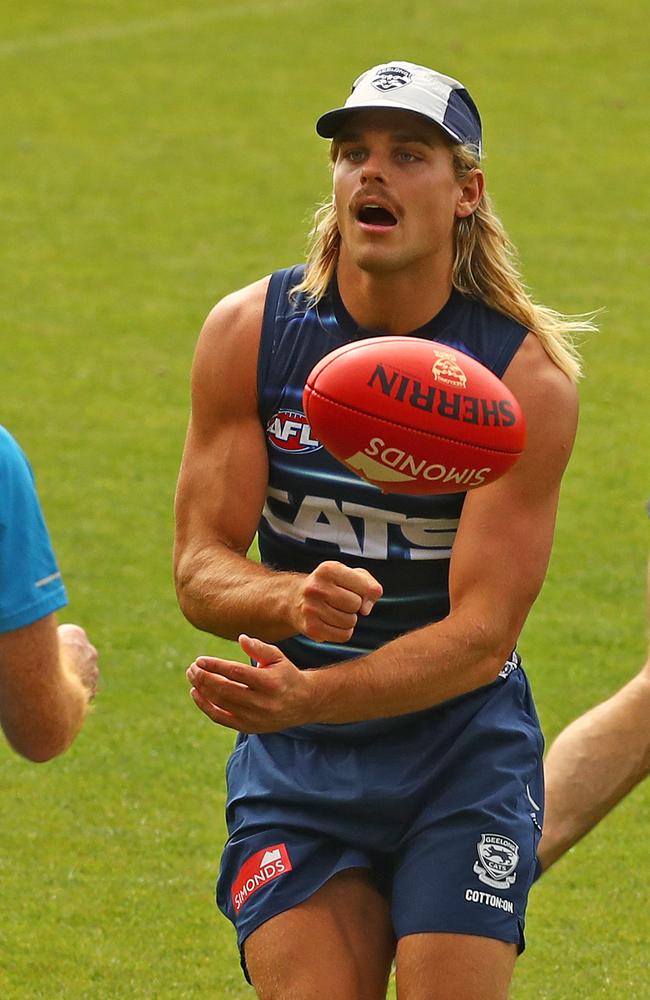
[257,265,528,738]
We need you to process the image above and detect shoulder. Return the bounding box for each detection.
[0,426,33,488]
[0,425,24,464]
[504,332,579,419]
[199,264,307,344]
[503,333,579,476]
[189,277,272,419]
[451,294,529,378]
[199,276,271,353]
[193,277,270,376]
[466,294,528,334]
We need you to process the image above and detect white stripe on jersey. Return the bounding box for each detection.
[262,488,458,561]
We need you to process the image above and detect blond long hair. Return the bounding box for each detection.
[291,143,595,382]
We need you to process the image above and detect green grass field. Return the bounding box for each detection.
[1,1,648,997]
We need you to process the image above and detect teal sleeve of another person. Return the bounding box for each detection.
[0,426,68,633]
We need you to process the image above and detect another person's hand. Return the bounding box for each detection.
[58,623,99,702]
[292,561,382,643]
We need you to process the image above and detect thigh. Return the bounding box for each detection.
[396,933,517,1000]
[244,868,396,1000]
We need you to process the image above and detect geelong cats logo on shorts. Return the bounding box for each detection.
[473,834,519,889]
[370,66,413,92]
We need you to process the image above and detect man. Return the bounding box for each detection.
[0,425,98,762]
[175,61,589,999]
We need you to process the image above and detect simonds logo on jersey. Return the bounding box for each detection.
[231,844,293,913]
[266,410,322,453]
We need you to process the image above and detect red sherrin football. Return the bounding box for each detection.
[303,337,526,495]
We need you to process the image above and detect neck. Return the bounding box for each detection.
[335,251,454,334]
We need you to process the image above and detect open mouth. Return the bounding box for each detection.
[357,204,398,227]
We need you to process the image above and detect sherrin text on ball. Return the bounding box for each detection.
[303,337,526,495]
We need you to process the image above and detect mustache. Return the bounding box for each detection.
[348,188,402,219]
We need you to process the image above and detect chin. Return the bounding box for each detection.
[352,247,407,275]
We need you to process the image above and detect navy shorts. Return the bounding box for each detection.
[217,663,544,973]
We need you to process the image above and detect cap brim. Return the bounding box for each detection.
[315,103,462,144]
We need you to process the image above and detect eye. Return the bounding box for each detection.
[342,148,366,163]
[396,150,419,163]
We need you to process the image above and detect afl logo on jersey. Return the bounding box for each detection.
[266,410,322,453]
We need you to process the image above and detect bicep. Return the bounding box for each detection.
[450,467,560,637]
[175,412,269,560]
[449,342,579,639]
[174,282,270,566]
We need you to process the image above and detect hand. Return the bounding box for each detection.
[58,624,99,702]
[293,560,382,643]
[186,635,313,733]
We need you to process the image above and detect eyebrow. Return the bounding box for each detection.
[336,129,437,147]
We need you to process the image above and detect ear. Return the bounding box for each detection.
[455,168,484,219]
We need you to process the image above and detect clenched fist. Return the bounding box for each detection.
[292,560,382,643]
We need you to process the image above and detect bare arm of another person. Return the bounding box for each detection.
[173,279,382,644]
[0,615,98,762]
[187,334,579,731]
[538,553,650,871]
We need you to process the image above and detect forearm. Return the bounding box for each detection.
[307,611,515,724]
[538,664,650,871]
[0,617,96,762]
[36,663,89,759]
[186,603,523,734]
[176,543,302,642]
[1,661,88,763]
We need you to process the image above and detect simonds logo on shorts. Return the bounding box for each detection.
[231,844,293,913]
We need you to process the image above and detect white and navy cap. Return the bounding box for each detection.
[316,60,482,158]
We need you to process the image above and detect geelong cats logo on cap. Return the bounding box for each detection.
[370,66,413,92]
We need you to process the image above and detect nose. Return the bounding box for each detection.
[360,151,386,184]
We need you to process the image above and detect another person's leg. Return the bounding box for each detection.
[244,867,395,1000]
